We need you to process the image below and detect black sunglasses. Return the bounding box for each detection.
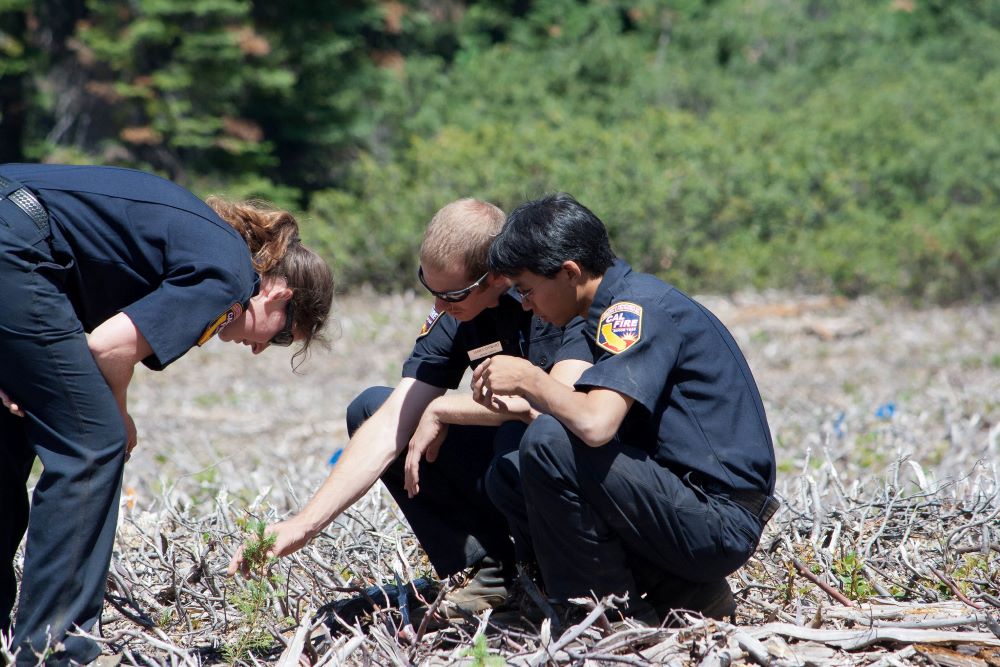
[417,266,489,303]
[269,300,295,347]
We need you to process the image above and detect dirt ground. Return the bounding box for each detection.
[125,290,999,507]
[13,290,999,665]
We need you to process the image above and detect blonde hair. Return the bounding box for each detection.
[419,199,506,279]
[207,197,335,367]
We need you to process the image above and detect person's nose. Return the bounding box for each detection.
[434,297,452,313]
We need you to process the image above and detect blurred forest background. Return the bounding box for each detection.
[1,0,997,302]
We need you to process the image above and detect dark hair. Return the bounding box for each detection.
[207,197,335,369]
[489,193,615,278]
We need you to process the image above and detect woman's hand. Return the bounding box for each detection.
[404,411,449,498]
[0,388,24,417]
[124,413,138,460]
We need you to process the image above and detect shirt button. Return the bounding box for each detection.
[538,355,548,366]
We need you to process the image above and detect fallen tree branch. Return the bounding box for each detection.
[761,621,1000,650]
[792,558,854,607]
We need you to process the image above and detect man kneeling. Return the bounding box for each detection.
[472,193,779,624]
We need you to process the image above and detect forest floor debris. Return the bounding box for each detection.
[10,291,998,665]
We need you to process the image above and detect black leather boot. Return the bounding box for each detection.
[441,556,512,616]
[646,576,736,623]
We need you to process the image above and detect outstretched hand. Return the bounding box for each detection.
[227,518,314,577]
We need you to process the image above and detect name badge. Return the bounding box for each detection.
[468,341,503,361]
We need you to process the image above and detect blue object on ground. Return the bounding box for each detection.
[833,412,846,438]
[875,402,896,420]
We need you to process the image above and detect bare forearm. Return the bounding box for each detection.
[293,379,442,535]
[428,393,532,426]
[295,416,401,531]
[300,395,489,524]
[484,363,628,447]
[91,349,135,411]
[88,312,152,411]
[516,368,605,440]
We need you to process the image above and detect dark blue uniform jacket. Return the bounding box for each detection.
[403,291,590,388]
[0,164,258,370]
[576,260,775,495]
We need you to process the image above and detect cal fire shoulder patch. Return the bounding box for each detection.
[197,302,242,346]
[417,306,442,338]
[595,301,642,354]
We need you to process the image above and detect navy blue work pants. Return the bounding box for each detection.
[346,387,522,576]
[484,439,534,563]
[490,415,762,602]
[1,197,125,665]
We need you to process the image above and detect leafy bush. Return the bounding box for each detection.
[310,62,999,301]
[5,0,998,301]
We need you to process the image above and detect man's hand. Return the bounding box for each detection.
[470,355,539,408]
[227,517,315,577]
[0,388,24,417]
[404,411,449,498]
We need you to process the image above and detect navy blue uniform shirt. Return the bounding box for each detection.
[0,164,258,370]
[403,291,590,388]
[576,260,775,495]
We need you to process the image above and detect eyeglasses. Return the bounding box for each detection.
[269,300,295,347]
[514,285,534,300]
[417,267,489,303]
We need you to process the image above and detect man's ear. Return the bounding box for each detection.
[488,273,512,288]
[562,260,584,284]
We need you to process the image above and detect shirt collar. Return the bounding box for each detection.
[587,258,632,323]
[504,286,524,306]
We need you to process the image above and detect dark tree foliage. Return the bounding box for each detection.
[0,6,27,162]
[1,0,997,301]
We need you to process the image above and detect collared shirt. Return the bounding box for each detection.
[575,259,775,494]
[0,163,258,370]
[403,291,590,389]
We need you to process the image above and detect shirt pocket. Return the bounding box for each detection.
[31,253,75,286]
[527,330,562,369]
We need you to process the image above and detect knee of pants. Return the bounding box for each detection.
[345,386,392,436]
[54,416,127,471]
[492,420,527,456]
[81,425,128,469]
[484,448,520,510]
[519,414,576,486]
